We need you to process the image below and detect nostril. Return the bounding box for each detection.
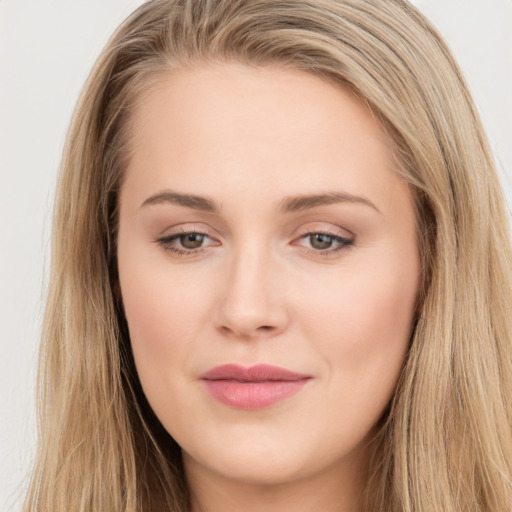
[220,324,275,338]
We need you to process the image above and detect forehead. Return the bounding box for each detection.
[128,62,387,158]
[122,62,409,218]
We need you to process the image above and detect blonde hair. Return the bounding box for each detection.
[25,1,512,510]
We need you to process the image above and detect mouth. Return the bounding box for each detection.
[199,364,312,410]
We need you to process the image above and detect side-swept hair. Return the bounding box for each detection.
[25,1,512,510]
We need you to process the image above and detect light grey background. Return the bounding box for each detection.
[1,1,511,510]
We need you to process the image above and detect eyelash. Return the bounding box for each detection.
[156,229,354,258]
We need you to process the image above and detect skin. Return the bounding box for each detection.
[117,62,421,512]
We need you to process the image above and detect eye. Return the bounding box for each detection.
[296,231,354,256]
[176,232,207,249]
[156,228,354,258]
[156,230,216,256]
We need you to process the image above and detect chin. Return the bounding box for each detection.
[180,427,311,484]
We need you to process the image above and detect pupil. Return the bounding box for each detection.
[311,233,332,249]
[181,233,203,249]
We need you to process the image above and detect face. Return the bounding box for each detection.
[117,63,420,490]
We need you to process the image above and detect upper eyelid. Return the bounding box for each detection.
[161,221,353,237]
[158,228,353,248]
[295,226,353,238]
[158,224,215,238]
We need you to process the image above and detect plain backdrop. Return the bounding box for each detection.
[1,1,511,510]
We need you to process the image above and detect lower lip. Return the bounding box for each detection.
[202,379,309,410]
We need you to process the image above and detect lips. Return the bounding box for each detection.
[200,364,312,410]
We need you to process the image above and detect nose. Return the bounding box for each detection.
[213,242,289,340]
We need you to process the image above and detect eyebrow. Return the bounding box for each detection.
[141,191,219,212]
[278,192,380,214]
[140,189,380,214]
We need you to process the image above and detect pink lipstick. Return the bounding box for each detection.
[200,364,311,410]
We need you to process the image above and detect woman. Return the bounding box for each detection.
[24,0,512,511]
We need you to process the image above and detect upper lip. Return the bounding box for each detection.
[200,364,311,382]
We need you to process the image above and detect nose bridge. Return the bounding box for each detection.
[214,235,287,339]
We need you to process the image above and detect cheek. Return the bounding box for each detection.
[298,255,418,412]
[118,250,212,397]
[302,264,416,344]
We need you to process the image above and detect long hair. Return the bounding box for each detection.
[24,1,512,510]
